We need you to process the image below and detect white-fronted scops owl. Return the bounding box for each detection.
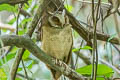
[41,11,73,80]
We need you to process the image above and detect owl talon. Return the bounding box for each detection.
[55,58,58,64]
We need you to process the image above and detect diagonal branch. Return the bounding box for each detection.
[0,34,86,80]
[0,0,28,5]
[66,11,120,45]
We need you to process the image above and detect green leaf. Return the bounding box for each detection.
[2,29,7,33]
[27,60,34,69]
[18,28,27,35]
[25,60,33,68]
[108,33,117,42]
[21,18,32,25]
[10,47,18,53]
[76,64,114,78]
[76,64,92,76]
[7,18,16,25]
[18,18,32,28]
[0,53,16,66]
[24,0,32,10]
[96,77,105,80]
[22,50,30,60]
[0,4,17,12]
[80,46,93,50]
[17,68,22,72]
[0,47,17,66]
[64,5,73,12]
[15,78,22,80]
[6,53,16,61]
[72,46,92,52]
[72,48,80,52]
[0,68,7,80]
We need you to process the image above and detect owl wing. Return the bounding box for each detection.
[64,37,73,64]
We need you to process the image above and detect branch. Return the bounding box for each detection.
[0,35,86,80]
[0,0,28,5]
[0,22,15,32]
[17,73,34,80]
[74,52,91,65]
[66,11,120,45]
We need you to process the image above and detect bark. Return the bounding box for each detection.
[0,0,28,5]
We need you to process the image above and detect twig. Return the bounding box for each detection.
[21,60,29,80]
[74,40,84,69]
[16,4,23,35]
[77,0,110,6]
[74,51,91,65]
[112,44,120,54]
[10,48,25,80]
[17,73,34,80]
[91,0,101,79]
[1,46,13,59]
[113,14,120,38]
[20,9,31,17]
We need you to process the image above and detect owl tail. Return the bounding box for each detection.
[50,68,61,80]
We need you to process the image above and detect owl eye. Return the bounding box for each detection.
[52,16,60,22]
[52,16,61,26]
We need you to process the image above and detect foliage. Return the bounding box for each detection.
[72,46,92,52]
[0,4,17,12]
[76,64,114,79]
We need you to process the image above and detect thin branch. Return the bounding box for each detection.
[0,34,86,80]
[20,9,31,17]
[21,60,29,80]
[77,0,110,6]
[17,73,34,80]
[91,0,98,79]
[10,48,25,80]
[16,4,23,35]
[74,51,91,65]
[1,46,13,59]
[113,14,120,38]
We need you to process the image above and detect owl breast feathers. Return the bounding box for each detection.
[41,11,73,80]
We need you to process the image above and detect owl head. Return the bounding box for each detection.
[48,10,69,28]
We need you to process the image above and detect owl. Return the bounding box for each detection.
[41,11,73,80]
